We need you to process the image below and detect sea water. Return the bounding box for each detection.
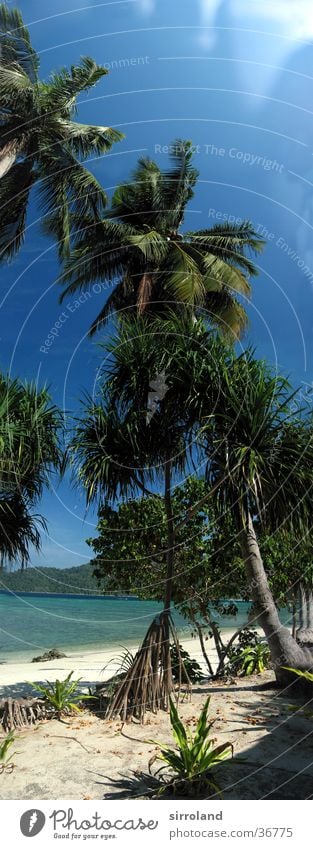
[0,591,291,663]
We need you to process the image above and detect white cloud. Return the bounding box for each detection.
[198,0,221,48]
[136,0,155,15]
[230,1,313,38]
[197,0,313,103]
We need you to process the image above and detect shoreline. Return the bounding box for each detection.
[0,589,139,600]
[0,631,239,697]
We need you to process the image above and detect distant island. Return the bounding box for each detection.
[0,563,102,595]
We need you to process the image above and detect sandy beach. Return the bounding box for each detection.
[0,633,313,800]
[0,633,225,697]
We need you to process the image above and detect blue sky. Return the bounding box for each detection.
[3,0,313,568]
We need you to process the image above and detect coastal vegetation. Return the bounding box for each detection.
[1,3,313,800]
[61,139,263,334]
[70,313,313,715]
[0,377,63,566]
[0,562,99,594]
[147,696,233,798]
[0,3,122,262]
[29,672,94,719]
[0,730,16,772]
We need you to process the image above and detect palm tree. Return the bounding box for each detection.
[0,376,63,565]
[61,141,264,335]
[201,351,313,683]
[0,3,123,261]
[71,314,222,718]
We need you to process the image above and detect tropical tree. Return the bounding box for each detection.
[61,141,264,335]
[0,376,63,565]
[71,314,225,718]
[201,350,313,683]
[87,478,246,674]
[0,3,123,261]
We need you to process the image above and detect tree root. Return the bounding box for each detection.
[0,697,52,732]
[105,612,191,722]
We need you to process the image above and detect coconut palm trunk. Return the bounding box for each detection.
[0,140,20,178]
[164,457,175,613]
[105,456,191,721]
[240,511,312,683]
[162,456,176,696]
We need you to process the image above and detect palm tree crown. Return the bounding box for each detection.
[0,376,64,565]
[202,351,313,532]
[61,140,264,336]
[0,3,123,261]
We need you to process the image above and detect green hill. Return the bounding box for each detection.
[0,563,102,595]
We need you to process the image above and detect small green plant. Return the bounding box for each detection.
[170,643,205,684]
[226,629,270,676]
[149,696,233,798]
[0,731,17,773]
[105,646,135,677]
[29,671,94,718]
[235,642,270,676]
[98,647,136,700]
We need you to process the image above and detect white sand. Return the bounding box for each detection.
[1,631,313,800]
[1,670,313,800]
[0,633,224,697]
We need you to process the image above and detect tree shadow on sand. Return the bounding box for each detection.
[0,678,98,699]
[94,678,313,800]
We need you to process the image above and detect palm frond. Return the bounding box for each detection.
[88,280,137,335]
[0,63,33,106]
[0,496,43,566]
[0,161,35,260]
[200,291,248,339]
[38,146,108,259]
[58,120,123,157]
[0,3,39,81]
[109,158,164,230]
[45,56,110,112]
[202,254,251,297]
[70,400,141,504]
[127,229,168,263]
[163,242,204,305]
[162,139,198,231]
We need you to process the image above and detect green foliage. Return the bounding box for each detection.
[88,476,218,599]
[282,667,313,684]
[0,730,16,765]
[235,642,270,676]
[62,141,263,336]
[98,647,136,701]
[0,376,63,566]
[203,351,313,534]
[259,531,313,609]
[0,563,99,594]
[170,644,205,684]
[226,629,270,676]
[0,4,123,262]
[29,672,94,717]
[149,696,233,797]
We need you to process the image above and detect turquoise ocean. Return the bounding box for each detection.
[0,591,292,663]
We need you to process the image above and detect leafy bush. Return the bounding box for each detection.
[170,643,205,683]
[235,642,270,676]
[30,672,94,718]
[149,696,233,798]
[226,628,270,676]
